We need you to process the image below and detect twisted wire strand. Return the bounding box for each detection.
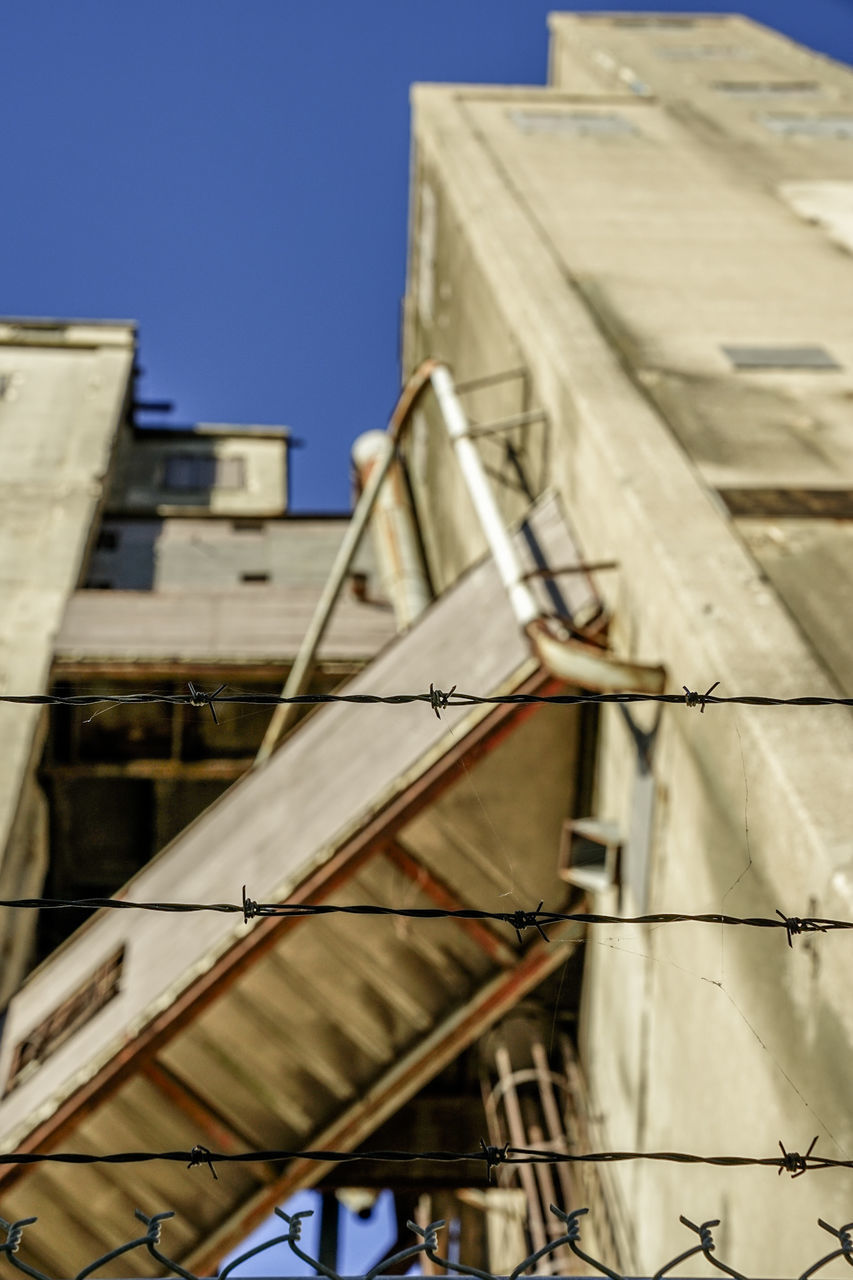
[0,895,846,946]
[4,686,853,711]
[0,1141,840,1177]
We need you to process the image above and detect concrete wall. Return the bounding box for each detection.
[402,15,853,1275]
[0,319,134,1001]
[106,423,289,518]
[84,515,381,592]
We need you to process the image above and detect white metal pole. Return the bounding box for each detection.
[430,364,540,630]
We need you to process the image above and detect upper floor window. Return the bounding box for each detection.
[3,949,125,1095]
[163,453,246,491]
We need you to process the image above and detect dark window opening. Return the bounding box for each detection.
[96,528,120,551]
[240,572,270,584]
[163,454,246,491]
[4,949,124,1095]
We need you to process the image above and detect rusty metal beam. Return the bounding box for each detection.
[49,660,362,682]
[384,840,517,968]
[42,759,252,782]
[186,932,581,1274]
[256,358,441,759]
[521,561,618,580]
[142,1060,275,1181]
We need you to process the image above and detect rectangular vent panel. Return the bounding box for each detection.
[722,345,842,370]
[713,81,820,95]
[510,110,637,137]
[761,115,853,138]
[720,489,853,519]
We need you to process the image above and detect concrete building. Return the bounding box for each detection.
[0,318,392,991]
[401,10,853,1275]
[0,321,607,1276]
[3,12,853,1279]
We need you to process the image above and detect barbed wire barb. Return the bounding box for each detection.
[186,1144,217,1180]
[134,1210,198,1280]
[423,1223,494,1280]
[553,1206,623,1280]
[0,1217,45,1280]
[277,1208,342,1280]
[660,1216,745,1280]
[778,1137,819,1178]
[75,1212,167,1280]
[799,1218,853,1280]
[429,682,456,719]
[480,1138,510,1183]
[683,681,720,712]
[186,682,223,726]
[217,1210,293,1280]
[365,1220,440,1280]
[776,911,830,948]
[501,902,549,945]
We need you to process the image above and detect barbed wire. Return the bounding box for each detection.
[0,891,844,948]
[0,1136,843,1180]
[4,1203,853,1280]
[3,680,853,720]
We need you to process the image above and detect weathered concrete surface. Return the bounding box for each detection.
[403,14,853,1274]
[0,321,134,999]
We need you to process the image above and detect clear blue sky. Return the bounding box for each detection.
[3,0,852,512]
[219,1189,401,1277]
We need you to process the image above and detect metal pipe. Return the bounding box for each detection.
[527,617,665,694]
[530,1038,575,1213]
[352,430,431,632]
[254,359,439,765]
[494,1045,550,1268]
[431,365,541,629]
